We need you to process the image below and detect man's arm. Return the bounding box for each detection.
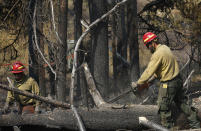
[3,91,14,113]
[31,80,40,106]
[137,54,161,85]
[6,90,15,104]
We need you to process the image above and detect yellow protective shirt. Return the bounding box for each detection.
[137,44,179,85]
[6,76,40,106]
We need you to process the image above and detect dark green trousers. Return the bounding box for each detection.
[157,75,200,129]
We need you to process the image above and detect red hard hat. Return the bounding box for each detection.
[143,32,157,45]
[11,62,25,73]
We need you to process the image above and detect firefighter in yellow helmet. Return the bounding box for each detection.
[132,32,200,129]
[3,62,40,114]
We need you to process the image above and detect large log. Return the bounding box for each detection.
[0,105,159,130]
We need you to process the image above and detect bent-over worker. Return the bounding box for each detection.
[132,32,200,129]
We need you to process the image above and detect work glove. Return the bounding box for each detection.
[130,81,139,93]
[2,102,9,114]
[130,82,148,97]
[34,105,41,114]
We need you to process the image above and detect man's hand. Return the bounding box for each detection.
[130,82,150,95]
[131,81,139,93]
[34,105,41,114]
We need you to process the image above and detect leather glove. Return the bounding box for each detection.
[34,105,40,114]
[130,81,139,93]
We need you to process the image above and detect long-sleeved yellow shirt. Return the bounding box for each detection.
[137,44,179,85]
[6,76,40,106]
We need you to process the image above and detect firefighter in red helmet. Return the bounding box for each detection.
[131,32,200,129]
[3,62,40,114]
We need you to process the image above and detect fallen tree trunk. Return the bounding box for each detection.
[0,105,159,130]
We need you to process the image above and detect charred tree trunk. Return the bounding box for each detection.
[28,0,39,83]
[48,4,56,98]
[116,4,128,76]
[111,14,119,93]
[88,0,109,99]
[48,47,56,98]
[73,0,87,106]
[0,107,200,130]
[117,5,127,60]
[37,0,46,97]
[56,0,68,101]
[127,0,139,81]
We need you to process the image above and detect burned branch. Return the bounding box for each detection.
[139,117,169,131]
[49,0,63,46]
[33,2,56,80]
[0,83,70,109]
[3,0,21,22]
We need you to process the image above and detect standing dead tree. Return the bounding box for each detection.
[69,0,128,106]
[56,0,68,102]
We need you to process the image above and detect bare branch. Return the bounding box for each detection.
[180,57,191,72]
[1,77,70,109]
[183,70,195,92]
[49,0,63,45]
[3,0,21,22]
[81,20,89,29]
[70,0,128,105]
[71,105,86,131]
[33,3,57,80]
[139,117,169,131]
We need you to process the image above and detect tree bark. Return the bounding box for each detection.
[48,2,56,98]
[48,46,56,98]
[73,0,87,106]
[111,14,119,94]
[0,106,159,130]
[88,0,109,99]
[37,0,46,97]
[28,0,39,83]
[56,0,68,101]
[114,4,128,80]
[127,0,139,81]
[0,109,200,131]
[116,5,127,64]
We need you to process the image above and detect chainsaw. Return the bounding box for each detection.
[107,82,150,103]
